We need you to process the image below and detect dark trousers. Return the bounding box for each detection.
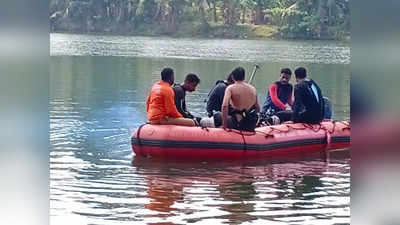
[275,110,293,123]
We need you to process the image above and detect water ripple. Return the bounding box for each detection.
[51,33,350,64]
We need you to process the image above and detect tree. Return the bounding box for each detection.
[49,0,349,39]
[207,0,218,23]
[240,0,274,25]
[222,0,240,25]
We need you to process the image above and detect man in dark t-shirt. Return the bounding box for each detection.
[173,73,200,119]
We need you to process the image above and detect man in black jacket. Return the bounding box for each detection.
[292,67,325,124]
[206,73,234,117]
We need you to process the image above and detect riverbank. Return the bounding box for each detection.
[144,23,279,40]
[51,22,349,42]
[52,23,279,40]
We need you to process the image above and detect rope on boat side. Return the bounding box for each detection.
[239,130,247,151]
[256,120,350,139]
[135,123,149,157]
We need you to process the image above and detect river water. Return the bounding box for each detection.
[50,33,350,225]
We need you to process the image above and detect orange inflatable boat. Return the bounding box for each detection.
[131,120,350,159]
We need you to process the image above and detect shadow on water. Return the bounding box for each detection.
[131,149,349,225]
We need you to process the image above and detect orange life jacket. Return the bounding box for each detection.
[146,81,182,121]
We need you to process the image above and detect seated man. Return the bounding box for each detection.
[261,68,293,116]
[221,67,260,131]
[146,68,195,126]
[292,67,325,124]
[206,73,234,117]
[173,73,200,119]
[259,68,294,125]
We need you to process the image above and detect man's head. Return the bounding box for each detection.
[183,73,200,92]
[294,67,307,83]
[279,68,292,85]
[231,67,245,81]
[161,68,174,85]
[227,73,234,85]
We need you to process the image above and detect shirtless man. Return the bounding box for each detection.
[221,67,260,131]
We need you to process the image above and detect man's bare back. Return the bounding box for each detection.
[222,80,260,127]
[221,67,260,130]
[225,81,258,111]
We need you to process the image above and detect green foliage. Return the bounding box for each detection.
[50,0,350,40]
[270,0,350,39]
[212,24,250,38]
[251,24,277,38]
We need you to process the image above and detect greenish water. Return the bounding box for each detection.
[50,33,350,225]
[50,56,349,122]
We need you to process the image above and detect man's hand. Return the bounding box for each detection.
[284,104,292,111]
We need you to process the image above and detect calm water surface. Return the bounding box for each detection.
[50,33,350,225]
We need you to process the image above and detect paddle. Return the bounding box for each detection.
[248,64,260,85]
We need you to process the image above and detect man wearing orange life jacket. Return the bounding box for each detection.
[146,68,196,126]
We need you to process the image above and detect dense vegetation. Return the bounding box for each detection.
[50,0,350,40]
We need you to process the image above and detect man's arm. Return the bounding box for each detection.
[146,93,151,113]
[166,88,183,118]
[206,84,224,116]
[269,84,286,110]
[255,96,260,113]
[173,86,186,117]
[292,85,303,121]
[181,95,194,119]
[261,91,270,113]
[288,85,294,106]
[221,86,232,128]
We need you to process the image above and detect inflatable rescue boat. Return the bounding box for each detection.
[131,120,350,159]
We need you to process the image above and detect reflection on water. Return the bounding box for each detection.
[50,33,350,225]
[131,151,350,225]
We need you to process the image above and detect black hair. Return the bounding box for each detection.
[294,67,307,79]
[227,73,234,84]
[161,68,174,82]
[231,67,245,81]
[185,73,200,84]
[281,68,292,76]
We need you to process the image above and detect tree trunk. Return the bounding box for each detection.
[198,0,207,24]
[106,2,110,18]
[241,7,246,24]
[127,1,134,21]
[222,1,227,24]
[225,0,234,25]
[166,5,177,33]
[212,2,217,23]
[254,6,263,24]
[117,6,125,23]
[153,2,162,23]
